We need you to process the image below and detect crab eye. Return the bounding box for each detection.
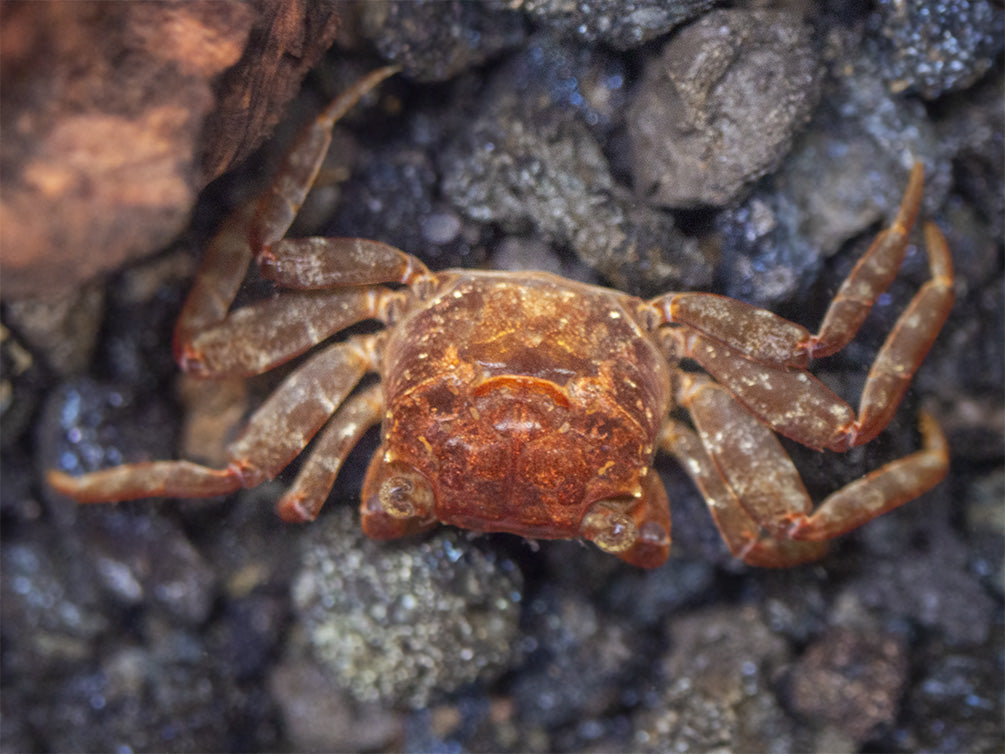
[376,468,434,521]
[580,498,639,555]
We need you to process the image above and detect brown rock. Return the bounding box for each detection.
[788,627,908,743]
[1,1,339,299]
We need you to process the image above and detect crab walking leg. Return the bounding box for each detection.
[789,411,948,541]
[682,333,855,452]
[849,222,953,445]
[48,462,243,503]
[658,418,827,567]
[652,162,929,369]
[174,67,399,365]
[226,333,380,486]
[809,163,924,358]
[260,237,429,289]
[676,374,815,538]
[180,287,386,378]
[669,226,953,451]
[278,383,384,523]
[675,374,948,561]
[50,333,380,504]
[174,202,257,358]
[251,66,399,254]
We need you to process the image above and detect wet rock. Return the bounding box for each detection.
[918,258,1003,461]
[493,236,574,278]
[0,321,42,450]
[602,555,716,628]
[361,0,525,82]
[939,73,1005,244]
[38,378,176,526]
[495,35,632,141]
[96,249,192,385]
[510,0,713,50]
[714,189,827,308]
[269,658,405,752]
[214,591,289,680]
[441,83,712,294]
[0,529,109,676]
[891,634,1005,752]
[872,0,1004,99]
[197,483,302,592]
[330,132,486,269]
[714,23,948,307]
[24,627,246,753]
[3,284,104,376]
[627,9,820,209]
[788,626,909,743]
[292,508,523,708]
[780,64,948,246]
[77,509,218,626]
[511,585,648,729]
[847,527,996,646]
[633,604,802,753]
[964,470,1005,596]
[751,568,832,645]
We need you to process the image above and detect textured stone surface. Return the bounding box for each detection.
[627,9,820,209]
[293,509,523,708]
[2,1,338,298]
[872,0,1003,99]
[510,0,713,50]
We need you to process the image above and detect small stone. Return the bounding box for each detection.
[510,0,713,50]
[362,0,525,82]
[873,0,1004,99]
[788,627,908,743]
[633,604,800,753]
[441,85,711,294]
[269,659,404,752]
[627,9,820,208]
[293,508,523,708]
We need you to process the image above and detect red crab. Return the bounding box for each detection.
[49,68,954,568]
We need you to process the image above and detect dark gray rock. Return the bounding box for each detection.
[627,9,820,209]
[362,0,525,82]
[293,508,523,708]
[872,0,1004,99]
[441,84,712,294]
[511,0,713,50]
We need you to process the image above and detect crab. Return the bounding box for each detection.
[49,67,954,568]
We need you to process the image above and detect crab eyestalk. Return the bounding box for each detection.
[580,471,673,568]
[581,498,639,555]
[360,458,438,539]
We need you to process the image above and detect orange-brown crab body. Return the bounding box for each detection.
[365,272,671,549]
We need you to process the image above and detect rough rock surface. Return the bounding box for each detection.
[627,9,820,209]
[1,1,339,298]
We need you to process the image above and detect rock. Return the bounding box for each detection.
[627,9,820,209]
[872,0,1004,99]
[510,0,713,50]
[361,0,524,82]
[441,80,712,294]
[1,1,339,298]
[788,627,908,743]
[293,508,523,708]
